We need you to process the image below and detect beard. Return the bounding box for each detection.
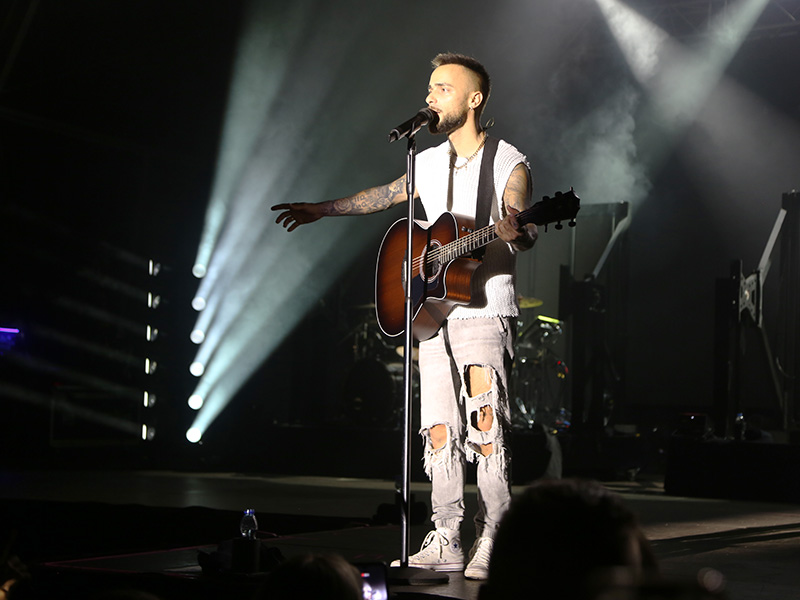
[429,107,468,136]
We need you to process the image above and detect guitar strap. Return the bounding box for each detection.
[472,135,500,260]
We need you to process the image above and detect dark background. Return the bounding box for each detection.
[2,0,799,474]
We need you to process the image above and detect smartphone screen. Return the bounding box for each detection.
[356,562,389,600]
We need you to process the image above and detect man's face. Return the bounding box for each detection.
[426,63,480,135]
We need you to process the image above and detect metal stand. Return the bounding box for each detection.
[400,134,417,563]
[558,202,629,432]
[712,191,799,437]
[388,133,448,586]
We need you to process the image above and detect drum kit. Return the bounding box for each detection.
[339,303,414,428]
[512,298,571,432]
[340,296,570,431]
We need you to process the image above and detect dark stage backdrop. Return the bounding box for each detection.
[1,0,799,469]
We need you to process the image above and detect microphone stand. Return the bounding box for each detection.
[388,130,448,586]
[400,133,416,565]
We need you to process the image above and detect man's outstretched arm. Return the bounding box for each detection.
[272,175,410,232]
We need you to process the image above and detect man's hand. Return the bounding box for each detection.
[272,202,325,232]
[496,205,538,251]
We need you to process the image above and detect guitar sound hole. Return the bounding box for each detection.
[423,241,442,284]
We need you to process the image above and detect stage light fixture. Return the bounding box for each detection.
[191,296,207,311]
[190,329,205,344]
[188,394,204,410]
[186,427,202,443]
[146,325,158,342]
[192,264,207,279]
[0,327,21,353]
[189,361,205,377]
[143,391,157,407]
[142,424,156,441]
[147,293,161,309]
[148,260,161,276]
[145,358,157,375]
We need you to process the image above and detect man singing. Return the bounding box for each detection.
[272,52,537,579]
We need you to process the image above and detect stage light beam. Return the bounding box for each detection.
[595,0,771,168]
[184,0,390,439]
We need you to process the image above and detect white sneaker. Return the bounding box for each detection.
[464,536,493,580]
[390,528,464,571]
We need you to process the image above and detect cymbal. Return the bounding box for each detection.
[518,295,543,309]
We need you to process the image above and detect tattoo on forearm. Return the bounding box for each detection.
[504,164,531,211]
[327,177,408,216]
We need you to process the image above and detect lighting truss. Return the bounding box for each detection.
[629,0,800,40]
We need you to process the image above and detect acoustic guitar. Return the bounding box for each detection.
[375,189,580,340]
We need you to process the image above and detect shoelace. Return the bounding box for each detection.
[421,530,450,557]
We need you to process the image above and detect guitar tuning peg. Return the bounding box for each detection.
[555,222,563,230]
[569,219,577,228]
[544,224,549,233]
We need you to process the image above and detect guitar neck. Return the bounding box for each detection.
[441,207,537,261]
[437,189,578,262]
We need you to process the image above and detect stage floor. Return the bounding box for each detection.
[2,469,799,599]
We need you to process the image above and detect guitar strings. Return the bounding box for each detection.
[407,199,568,272]
[410,224,497,272]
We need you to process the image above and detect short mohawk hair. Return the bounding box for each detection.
[431,52,491,119]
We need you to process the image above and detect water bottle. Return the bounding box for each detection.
[734,413,746,441]
[240,508,258,540]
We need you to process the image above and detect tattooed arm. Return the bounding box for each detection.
[495,162,537,251]
[272,175,411,232]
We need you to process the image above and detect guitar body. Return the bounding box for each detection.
[374,188,580,341]
[375,212,481,341]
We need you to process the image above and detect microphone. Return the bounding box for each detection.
[387,107,438,143]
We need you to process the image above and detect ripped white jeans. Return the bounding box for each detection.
[418,316,514,539]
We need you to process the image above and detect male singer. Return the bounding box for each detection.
[272,52,536,579]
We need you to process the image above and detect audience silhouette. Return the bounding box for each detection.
[257,553,363,600]
[479,478,658,600]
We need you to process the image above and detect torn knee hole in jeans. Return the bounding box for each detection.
[421,423,460,478]
[464,363,495,399]
[465,368,499,433]
[464,381,503,458]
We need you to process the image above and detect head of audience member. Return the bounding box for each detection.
[1,555,32,600]
[480,478,658,600]
[259,553,363,600]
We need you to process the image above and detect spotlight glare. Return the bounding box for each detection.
[188,394,204,410]
[192,296,207,311]
[190,329,206,344]
[145,358,157,375]
[189,361,205,377]
[192,264,207,279]
[143,391,157,407]
[186,427,203,443]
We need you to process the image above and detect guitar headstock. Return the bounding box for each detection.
[524,188,580,231]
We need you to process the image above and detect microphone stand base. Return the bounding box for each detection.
[388,565,450,586]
